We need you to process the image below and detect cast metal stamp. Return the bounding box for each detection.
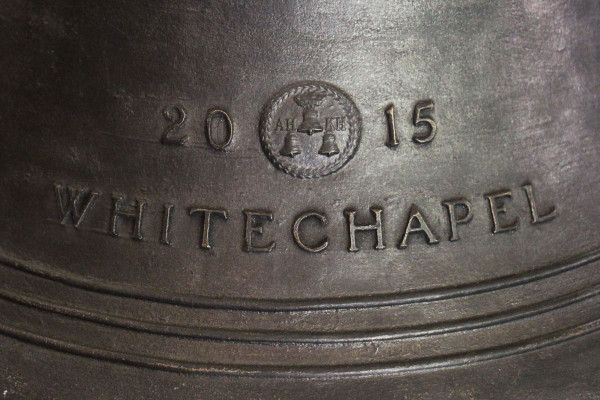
[260,82,361,178]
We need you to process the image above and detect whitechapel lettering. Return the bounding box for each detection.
[52,181,557,253]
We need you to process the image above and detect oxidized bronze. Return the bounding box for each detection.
[0,1,599,399]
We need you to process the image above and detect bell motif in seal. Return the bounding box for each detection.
[260,81,361,179]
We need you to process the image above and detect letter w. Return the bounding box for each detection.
[54,183,99,228]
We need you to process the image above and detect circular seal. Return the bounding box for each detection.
[260,82,361,178]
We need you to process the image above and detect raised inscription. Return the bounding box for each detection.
[161,105,188,146]
[52,181,557,253]
[157,83,442,159]
[160,105,234,149]
[386,100,437,147]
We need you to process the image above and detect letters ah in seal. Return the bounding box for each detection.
[260,81,361,179]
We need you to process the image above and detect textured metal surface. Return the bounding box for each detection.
[0,0,599,398]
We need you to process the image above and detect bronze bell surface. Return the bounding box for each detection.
[0,1,599,399]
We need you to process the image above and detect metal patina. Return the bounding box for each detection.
[0,1,599,399]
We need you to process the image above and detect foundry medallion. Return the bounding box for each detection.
[260,81,361,178]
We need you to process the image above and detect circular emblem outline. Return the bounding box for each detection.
[260,81,361,179]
